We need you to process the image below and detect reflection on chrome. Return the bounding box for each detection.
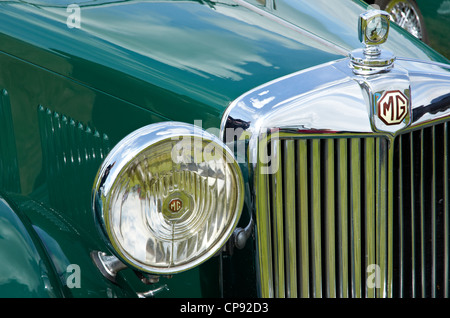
[221,57,450,143]
[220,55,450,297]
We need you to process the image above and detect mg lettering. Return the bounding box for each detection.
[169,199,183,213]
[377,90,409,125]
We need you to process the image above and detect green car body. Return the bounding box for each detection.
[0,0,449,298]
[417,0,450,59]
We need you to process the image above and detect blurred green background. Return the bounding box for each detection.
[416,0,450,59]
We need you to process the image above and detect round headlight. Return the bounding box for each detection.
[93,122,244,274]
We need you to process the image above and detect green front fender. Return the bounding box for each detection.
[0,192,146,298]
[0,194,62,297]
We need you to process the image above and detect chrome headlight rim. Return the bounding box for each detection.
[92,121,244,275]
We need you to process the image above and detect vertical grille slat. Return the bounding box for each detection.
[310,139,323,298]
[350,138,362,298]
[431,126,437,298]
[297,139,310,298]
[387,138,395,298]
[324,139,336,298]
[255,138,273,298]
[337,139,349,298]
[365,138,376,298]
[397,135,405,297]
[410,131,418,297]
[420,129,427,297]
[284,140,297,297]
[271,140,285,298]
[256,121,450,298]
[376,138,388,298]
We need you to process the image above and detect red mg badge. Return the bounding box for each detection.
[169,198,183,213]
[377,90,409,125]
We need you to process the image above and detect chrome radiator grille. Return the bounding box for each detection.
[393,123,449,297]
[255,122,450,298]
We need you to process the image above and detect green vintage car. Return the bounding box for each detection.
[0,0,450,299]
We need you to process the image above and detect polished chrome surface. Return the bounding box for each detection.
[221,59,373,146]
[358,10,390,47]
[393,122,450,297]
[221,56,450,297]
[350,49,395,75]
[350,10,395,75]
[232,218,254,250]
[221,58,450,143]
[250,126,450,298]
[221,58,450,149]
[137,284,169,298]
[90,251,127,283]
[254,135,393,297]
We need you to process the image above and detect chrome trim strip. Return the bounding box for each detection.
[420,129,426,297]
[376,137,386,298]
[398,136,404,297]
[297,139,310,298]
[284,140,297,297]
[365,138,376,298]
[387,139,394,298]
[311,139,322,298]
[337,139,349,298]
[350,138,362,298]
[432,125,437,297]
[325,139,336,298]
[255,144,273,297]
[410,131,417,298]
[272,140,285,298]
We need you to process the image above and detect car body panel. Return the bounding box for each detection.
[0,0,447,125]
[417,0,450,59]
[0,0,449,297]
[0,0,341,128]
[0,50,219,298]
[0,194,62,297]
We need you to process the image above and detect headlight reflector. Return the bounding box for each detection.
[93,122,244,274]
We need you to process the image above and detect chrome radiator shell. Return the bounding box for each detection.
[221,58,450,297]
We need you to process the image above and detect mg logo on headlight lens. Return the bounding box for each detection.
[377,90,409,125]
[169,198,183,213]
